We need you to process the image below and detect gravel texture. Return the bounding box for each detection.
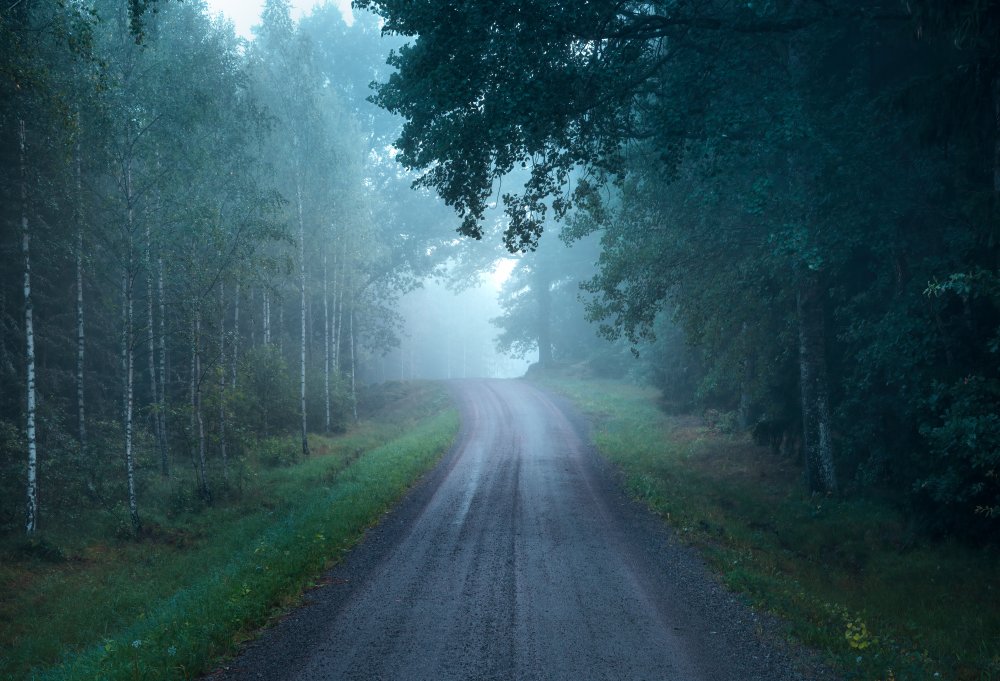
[208,379,838,681]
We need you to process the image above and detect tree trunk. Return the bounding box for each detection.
[263,289,270,346]
[74,125,86,455]
[296,160,309,457]
[334,270,343,371]
[785,13,836,496]
[20,119,39,536]
[157,256,169,475]
[797,275,837,494]
[250,287,257,348]
[350,300,358,422]
[194,309,210,500]
[123,164,140,531]
[231,282,240,389]
[146,224,167,476]
[189,313,198,473]
[993,70,1000,258]
[738,322,753,431]
[323,252,331,433]
[218,280,228,485]
[333,234,345,373]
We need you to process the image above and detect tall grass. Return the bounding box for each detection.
[0,383,458,681]
[543,378,1000,681]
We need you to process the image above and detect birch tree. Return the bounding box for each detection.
[20,118,39,535]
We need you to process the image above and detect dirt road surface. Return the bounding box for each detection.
[212,379,830,681]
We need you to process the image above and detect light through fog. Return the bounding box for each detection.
[204,0,354,39]
[363,265,534,384]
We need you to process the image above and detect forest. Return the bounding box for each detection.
[1,0,999,678]
[0,0,473,535]
[359,0,1000,539]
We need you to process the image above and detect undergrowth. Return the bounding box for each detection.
[0,381,458,681]
[542,378,1000,681]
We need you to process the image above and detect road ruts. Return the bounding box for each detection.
[212,379,826,681]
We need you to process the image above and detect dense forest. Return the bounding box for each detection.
[358,0,1000,541]
[5,2,1000,679]
[2,0,999,547]
[0,0,466,536]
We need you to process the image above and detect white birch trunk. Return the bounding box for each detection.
[263,290,270,346]
[296,158,309,457]
[123,164,140,531]
[146,224,167,475]
[331,244,340,372]
[74,124,86,454]
[20,119,39,535]
[124,274,139,530]
[157,256,168,475]
[231,283,240,389]
[334,269,344,371]
[189,312,197,473]
[323,252,330,433]
[194,309,210,499]
[250,288,257,348]
[218,280,228,484]
[350,301,358,422]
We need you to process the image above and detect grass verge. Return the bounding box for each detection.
[540,378,999,681]
[0,382,458,681]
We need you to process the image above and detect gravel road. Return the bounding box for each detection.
[211,379,834,681]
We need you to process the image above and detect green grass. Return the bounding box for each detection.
[0,382,458,681]
[540,378,1000,681]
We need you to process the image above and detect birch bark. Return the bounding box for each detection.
[231,283,240,388]
[323,252,330,433]
[157,256,168,475]
[146,223,167,475]
[218,280,228,484]
[194,309,210,500]
[263,290,271,346]
[295,147,309,457]
[349,299,358,422]
[123,163,140,530]
[20,119,39,535]
[74,120,86,455]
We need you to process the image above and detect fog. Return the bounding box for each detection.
[359,264,534,383]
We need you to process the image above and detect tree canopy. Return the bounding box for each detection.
[364,0,1000,535]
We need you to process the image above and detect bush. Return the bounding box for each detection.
[918,376,1000,539]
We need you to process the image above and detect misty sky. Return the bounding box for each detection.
[204,0,354,39]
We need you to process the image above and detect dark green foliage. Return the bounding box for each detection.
[920,376,1000,531]
[232,346,299,437]
[364,0,1000,538]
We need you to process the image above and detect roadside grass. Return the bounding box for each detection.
[541,378,1000,681]
[0,381,458,681]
